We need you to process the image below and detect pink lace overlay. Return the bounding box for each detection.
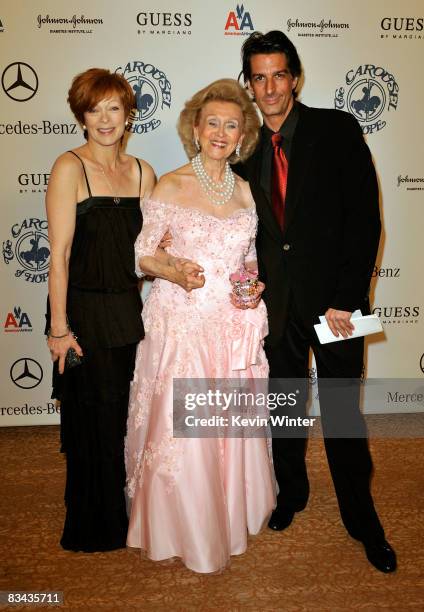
[125,200,276,573]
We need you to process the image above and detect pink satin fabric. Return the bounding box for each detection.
[231,308,267,370]
[125,201,276,573]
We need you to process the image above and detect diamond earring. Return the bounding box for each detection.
[236,143,241,157]
[194,137,200,152]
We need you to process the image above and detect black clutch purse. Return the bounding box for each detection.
[65,347,84,369]
[64,333,84,370]
[46,321,84,371]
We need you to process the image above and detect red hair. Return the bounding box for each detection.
[67,68,134,123]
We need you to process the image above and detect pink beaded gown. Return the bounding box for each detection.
[125,199,276,573]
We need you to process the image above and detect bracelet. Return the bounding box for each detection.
[47,326,70,339]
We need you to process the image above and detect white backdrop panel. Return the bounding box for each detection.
[1,1,423,424]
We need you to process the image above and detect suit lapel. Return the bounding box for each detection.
[284,103,317,231]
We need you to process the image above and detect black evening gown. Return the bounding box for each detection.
[48,154,144,552]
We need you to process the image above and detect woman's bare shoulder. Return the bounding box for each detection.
[234,172,254,205]
[234,172,250,188]
[48,150,86,185]
[151,164,192,199]
[136,157,155,179]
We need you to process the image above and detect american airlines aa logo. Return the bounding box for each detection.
[224,5,254,36]
[4,306,32,332]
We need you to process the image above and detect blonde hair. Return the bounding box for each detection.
[177,78,260,163]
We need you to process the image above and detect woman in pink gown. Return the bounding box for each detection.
[125,79,276,573]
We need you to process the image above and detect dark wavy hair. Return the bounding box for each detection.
[241,30,302,85]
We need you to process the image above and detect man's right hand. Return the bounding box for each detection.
[325,308,354,338]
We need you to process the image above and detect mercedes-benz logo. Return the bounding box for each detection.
[10,358,43,389]
[420,353,424,375]
[2,62,38,102]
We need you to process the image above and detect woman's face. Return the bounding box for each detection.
[83,93,127,146]
[194,100,244,162]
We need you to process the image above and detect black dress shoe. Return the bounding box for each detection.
[268,507,295,531]
[363,539,397,573]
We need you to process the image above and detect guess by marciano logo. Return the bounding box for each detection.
[2,218,50,284]
[334,64,399,135]
[4,307,32,333]
[136,11,192,36]
[116,61,171,134]
[224,4,254,36]
[18,172,50,194]
[372,306,420,325]
[380,17,423,40]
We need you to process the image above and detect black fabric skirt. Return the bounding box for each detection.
[59,343,137,552]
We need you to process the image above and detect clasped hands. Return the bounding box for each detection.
[161,232,263,308]
[171,256,205,292]
[169,256,264,310]
[159,232,204,291]
[170,257,265,310]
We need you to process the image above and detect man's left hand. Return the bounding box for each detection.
[325,308,354,338]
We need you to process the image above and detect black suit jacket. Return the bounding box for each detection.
[234,103,381,347]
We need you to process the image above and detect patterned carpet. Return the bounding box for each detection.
[0,424,423,611]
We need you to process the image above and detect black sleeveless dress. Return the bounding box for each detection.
[53,153,144,552]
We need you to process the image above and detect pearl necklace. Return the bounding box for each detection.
[191,153,235,206]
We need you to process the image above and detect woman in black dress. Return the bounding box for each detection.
[46,68,155,552]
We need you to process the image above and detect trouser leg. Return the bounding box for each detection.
[265,307,310,512]
[313,336,385,543]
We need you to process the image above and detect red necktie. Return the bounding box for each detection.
[271,133,288,230]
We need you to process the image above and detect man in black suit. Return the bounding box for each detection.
[235,30,396,573]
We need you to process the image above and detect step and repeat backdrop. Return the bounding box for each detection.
[1,1,423,425]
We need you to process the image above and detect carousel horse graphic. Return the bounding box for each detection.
[351,83,381,118]
[133,79,154,117]
[20,234,50,268]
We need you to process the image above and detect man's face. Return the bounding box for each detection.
[248,53,298,128]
